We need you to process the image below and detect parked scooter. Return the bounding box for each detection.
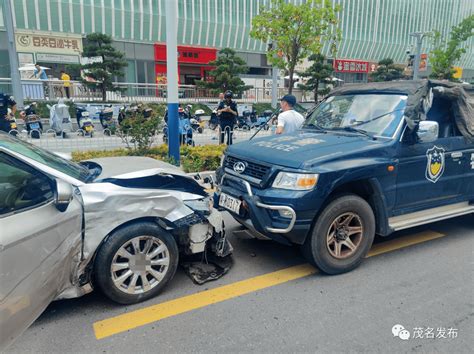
[99,105,116,135]
[5,108,18,136]
[75,105,94,137]
[208,107,219,130]
[48,99,72,138]
[117,105,127,125]
[22,102,42,139]
[163,107,194,146]
[234,115,251,131]
[190,109,206,134]
[253,109,272,130]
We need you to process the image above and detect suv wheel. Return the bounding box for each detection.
[94,222,178,304]
[303,194,375,274]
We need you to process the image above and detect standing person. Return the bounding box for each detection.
[0,92,17,133]
[31,64,49,99]
[217,90,238,145]
[31,64,47,80]
[276,94,304,135]
[60,70,71,99]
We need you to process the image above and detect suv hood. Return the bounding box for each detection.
[227,131,387,169]
[85,156,186,180]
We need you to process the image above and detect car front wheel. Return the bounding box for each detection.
[94,222,178,304]
[303,194,375,275]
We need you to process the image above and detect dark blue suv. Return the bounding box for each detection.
[217,80,474,274]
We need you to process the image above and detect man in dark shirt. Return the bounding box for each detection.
[0,93,17,133]
[217,90,238,145]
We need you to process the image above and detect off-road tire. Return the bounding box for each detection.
[302,194,375,274]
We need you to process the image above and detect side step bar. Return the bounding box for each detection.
[389,202,474,231]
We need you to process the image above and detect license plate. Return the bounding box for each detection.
[31,122,40,129]
[11,123,17,129]
[85,126,92,132]
[219,193,242,214]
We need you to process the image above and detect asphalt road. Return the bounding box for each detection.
[8,213,474,353]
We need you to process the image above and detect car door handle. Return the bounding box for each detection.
[451,152,463,159]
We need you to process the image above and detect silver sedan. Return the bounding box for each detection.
[0,132,228,350]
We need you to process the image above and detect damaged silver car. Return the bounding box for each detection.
[0,132,230,349]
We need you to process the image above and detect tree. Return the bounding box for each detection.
[299,54,333,102]
[370,58,404,82]
[196,48,252,95]
[429,14,474,81]
[250,0,341,94]
[80,33,128,101]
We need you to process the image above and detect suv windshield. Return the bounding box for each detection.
[304,94,407,138]
[0,133,91,183]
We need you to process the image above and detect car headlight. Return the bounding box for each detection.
[272,172,319,190]
[184,197,213,214]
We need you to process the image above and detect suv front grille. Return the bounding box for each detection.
[224,155,270,182]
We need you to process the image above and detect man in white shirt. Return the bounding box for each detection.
[276,94,305,134]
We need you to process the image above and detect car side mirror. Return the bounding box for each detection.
[417,121,439,143]
[55,179,73,212]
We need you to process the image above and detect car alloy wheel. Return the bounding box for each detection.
[111,236,170,295]
[326,212,363,259]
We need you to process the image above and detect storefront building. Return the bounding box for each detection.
[14,30,82,78]
[0,0,473,84]
[154,44,217,85]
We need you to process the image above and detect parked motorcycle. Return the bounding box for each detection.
[22,102,42,139]
[99,105,116,135]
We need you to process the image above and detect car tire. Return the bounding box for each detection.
[302,194,375,275]
[94,222,179,304]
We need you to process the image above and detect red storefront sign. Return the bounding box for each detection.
[154,44,217,64]
[334,59,369,73]
[154,44,217,84]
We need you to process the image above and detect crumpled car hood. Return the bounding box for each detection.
[85,156,186,180]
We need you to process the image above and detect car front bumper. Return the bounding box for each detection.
[217,173,318,245]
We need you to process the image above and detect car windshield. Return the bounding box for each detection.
[304,94,407,138]
[0,133,91,183]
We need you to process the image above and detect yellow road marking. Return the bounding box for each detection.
[93,230,445,339]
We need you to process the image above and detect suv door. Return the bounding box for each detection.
[0,153,83,350]
[395,103,470,213]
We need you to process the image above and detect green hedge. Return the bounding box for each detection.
[72,144,227,173]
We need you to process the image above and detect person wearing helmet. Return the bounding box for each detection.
[0,92,17,134]
[217,90,238,145]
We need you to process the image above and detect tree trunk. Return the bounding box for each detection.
[102,84,107,102]
[314,79,319,102]
[288,66,294,94]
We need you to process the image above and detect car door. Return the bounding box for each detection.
[0,152,83,350]
[394,132,462,214]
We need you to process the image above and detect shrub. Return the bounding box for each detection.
[71,144,227,173]
[117,105,162,152]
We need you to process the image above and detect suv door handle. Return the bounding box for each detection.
[451,152,463,158]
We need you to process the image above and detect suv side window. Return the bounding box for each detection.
[0,153,54,216]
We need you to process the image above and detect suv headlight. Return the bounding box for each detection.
[272,172,319,190]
